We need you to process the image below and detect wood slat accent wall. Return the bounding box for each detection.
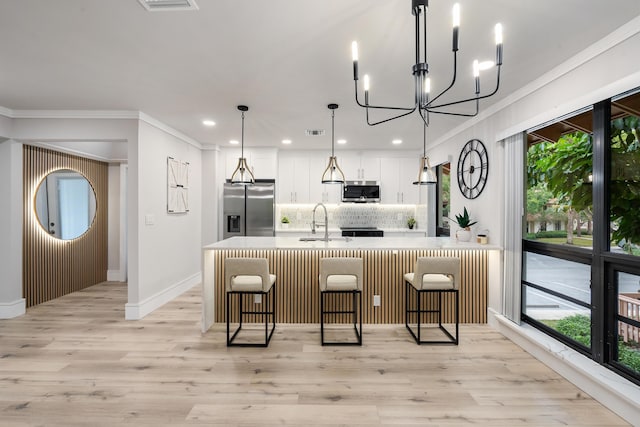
[23,145,108,307]
[213,249,488,324]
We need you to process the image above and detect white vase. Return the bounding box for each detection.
[456,228,471,242]
[281,223,289,229]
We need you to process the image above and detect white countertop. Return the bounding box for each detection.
[276,227,427,234]
[204,236,500,250]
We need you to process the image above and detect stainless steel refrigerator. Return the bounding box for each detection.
[223,180,275,239]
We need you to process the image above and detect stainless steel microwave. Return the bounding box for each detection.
[342,181,380,203]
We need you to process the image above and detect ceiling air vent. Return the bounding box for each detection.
[137,0,199,11]
[305,129,325,136]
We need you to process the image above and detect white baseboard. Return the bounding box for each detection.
[107,269,126,282]
[0,298,26,319]
[489,308,640,426]
[125,272,200,320]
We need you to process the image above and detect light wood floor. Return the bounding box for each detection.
[0,282,629,426]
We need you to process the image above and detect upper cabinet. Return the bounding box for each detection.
[380,157,420,204]
[224,147,278,180]
[266,150,423,206]
[339,153,381,181]
[277,155,310,203]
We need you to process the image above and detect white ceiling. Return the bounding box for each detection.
[1,0,640,151]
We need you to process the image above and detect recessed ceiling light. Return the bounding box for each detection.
[282,139,292,145]
[137,0,199,12]
[202,120,216,127]
[229,140,239,145]
[337,139,347,145]
[392,139,403,145]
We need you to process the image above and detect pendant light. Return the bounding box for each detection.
[413,123,437,185]
[230,105,255,185]
[321,103,346,184]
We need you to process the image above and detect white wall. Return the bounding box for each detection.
[201,149,219,246]
[125,120,202,319]
[0,139,24,318]
[428,28,640,314]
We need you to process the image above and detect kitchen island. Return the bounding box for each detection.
[202,236,501,332]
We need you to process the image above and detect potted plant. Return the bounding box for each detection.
[407,217,416,230]
[451,207,477,242]
[281,215,290,229]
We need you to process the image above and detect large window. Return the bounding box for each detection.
[609,103,640,257]
[526,109,593,249]
[523,251,591,350]
[523,89,640,385]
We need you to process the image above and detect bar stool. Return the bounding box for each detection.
[319,257,363,346]
[225,258,276,347]
[404,257,460,345]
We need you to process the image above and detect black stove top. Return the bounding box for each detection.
[340,227,383,237]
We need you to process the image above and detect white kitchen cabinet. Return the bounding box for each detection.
[340,154,380,181]
[224,148,277,179]
[379,157,419,204]
[398,157,420,204]
[249,149,278,179]
[278,156,310,203]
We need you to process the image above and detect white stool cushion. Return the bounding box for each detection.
[230,274,276,292]
[325,274,358,291]
[404,273,453,290]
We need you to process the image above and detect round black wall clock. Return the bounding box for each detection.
[457,139,489,199]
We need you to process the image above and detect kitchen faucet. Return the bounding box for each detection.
[311,203,329,241]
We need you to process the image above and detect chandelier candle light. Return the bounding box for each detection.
[321,103,346,184]
[230,105,255,185]
[351,0,503,126]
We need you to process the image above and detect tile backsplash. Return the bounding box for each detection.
[277,203,425,230]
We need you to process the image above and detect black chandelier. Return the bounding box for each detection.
[351,0,503,127]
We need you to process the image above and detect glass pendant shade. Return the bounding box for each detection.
[230,157,255,185]
[413,156,437,185]
[230,105,255,186]
[321,156,346,184]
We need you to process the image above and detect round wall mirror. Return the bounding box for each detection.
[34,169,97,240]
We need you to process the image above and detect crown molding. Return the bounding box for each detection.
[19,139,128,164]
[9,109,140,120]
[201,144,220,152]
[0,105,13,118]
[0,108,205,149]
[138,112,202,150]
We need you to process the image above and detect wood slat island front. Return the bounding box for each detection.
[202,237,500,332]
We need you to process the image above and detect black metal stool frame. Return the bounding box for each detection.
[226,283,276,347]
[405,281,459,345]
[320,289,362,346]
